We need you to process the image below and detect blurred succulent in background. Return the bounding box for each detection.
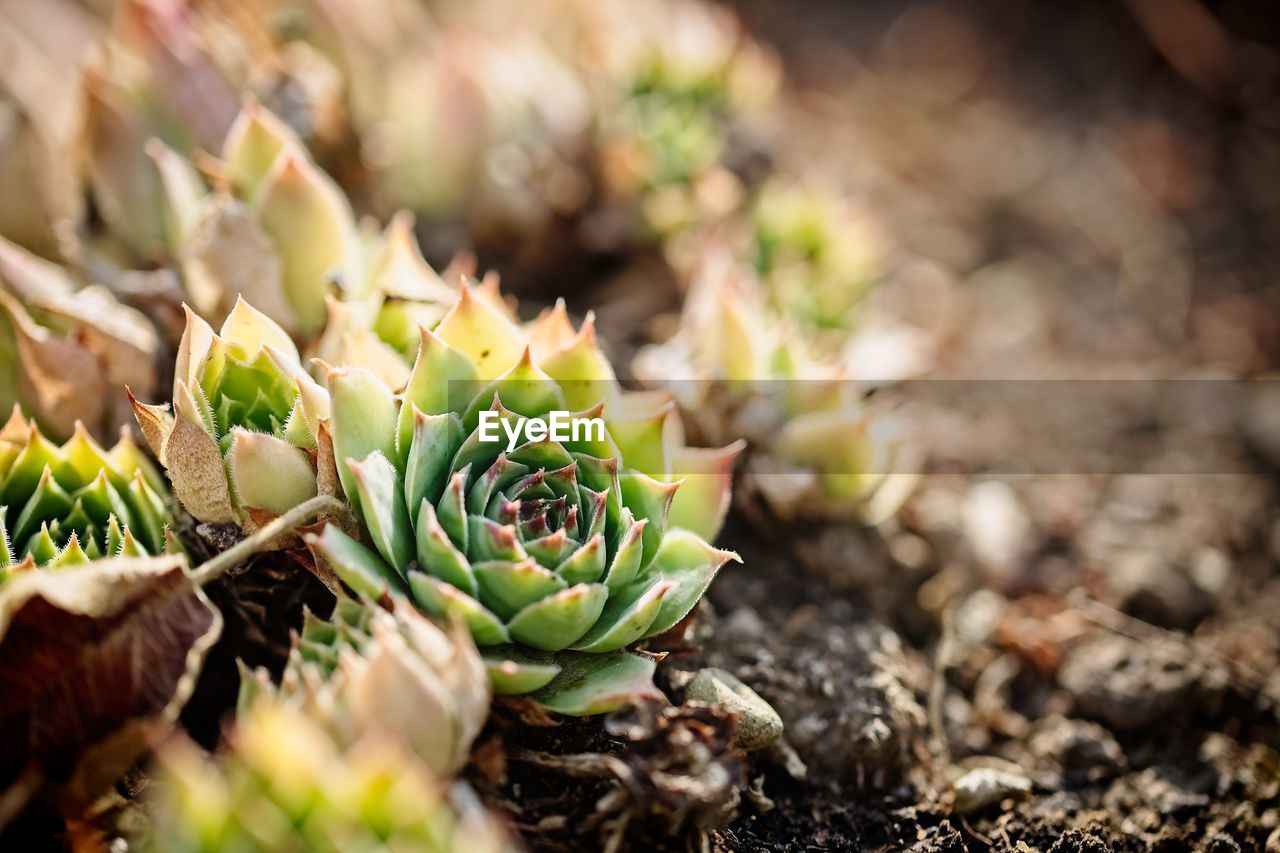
[131,297,333,532]
[578,0,780,242]
[239,598,490,776]
[749,182,889,337]
[152,100,468,353]
[664,180,934,379]
[143,699,512,853]
[307,213,473,385]
[2,0,780,298]
[308,285,740,714]
[223,0,590,261]
[233,0,777,259]
[0,0,97,257]
[149,101,361,337]
[0,407,173,580]
[0,236,159,442]
[637,264,918,523]
[0,0,344,265]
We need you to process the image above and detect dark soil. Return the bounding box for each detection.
[479,477,1279,851]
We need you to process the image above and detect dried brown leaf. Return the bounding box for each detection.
[126,390,174,462]
[315,421,342,502]
[31,286,159,402]
[0,555,221,825]
[0,291,105,439]
[0,11,88,255]
[81,72,166,259]
[164,414,237,524]
[0,233,77,302]
[285,546,343,596]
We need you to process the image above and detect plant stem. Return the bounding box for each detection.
[191,495,345,586]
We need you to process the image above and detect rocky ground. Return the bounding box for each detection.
[472,461,1279,851]
[464,2,1280,849]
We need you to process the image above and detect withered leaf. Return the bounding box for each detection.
[126,390,174,462]
[82,71,167,260]
[184,195,292,330]
[0,10,88,256]
[164,414,237,524]
[315,421,342,503]
[0,555,221,824]
[0,291,106,440]
[32,286,160,402]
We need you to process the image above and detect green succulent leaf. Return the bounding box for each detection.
[414,499,476,595]
[349,451,413,576]
[506,583,608,651]
[229,428,318,514]
[555,534,605,585]
[330,367,399,516]
[0,410,175,574]
[483,648,563,695]
[531,650,662,716]
[408,574,509,646]
[307,524,404,599]
[571,578,672,653]
[473,559,566,620]
[404,409,462,511]
[641,529,740,638]
[398,329,477,452]
[618,472,678,569]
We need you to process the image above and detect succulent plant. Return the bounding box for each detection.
[130,296,334,532]
[0,407,173,580]
[0,236,160,442]
[150,99,466,354]
[198,0,779,255]
[143,699,512,853]
[0,0,343,264]
[584,0,780,238]
[239,598,490,776]
[148,101,361,337]
[636,269,917,523]
[306,285,740,714]
[750,183,888,336]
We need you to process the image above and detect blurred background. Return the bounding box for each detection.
[733,0,1280,377]
[4,0,1280,375]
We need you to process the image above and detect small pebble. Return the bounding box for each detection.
[962,481,1032,586]
[686,667,784,751]
[951,765,1032,814]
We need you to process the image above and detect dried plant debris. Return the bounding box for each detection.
[500,701,747,851]
[177,554,336,749]
[0,556,219,825]
[1025,716,1126,788]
